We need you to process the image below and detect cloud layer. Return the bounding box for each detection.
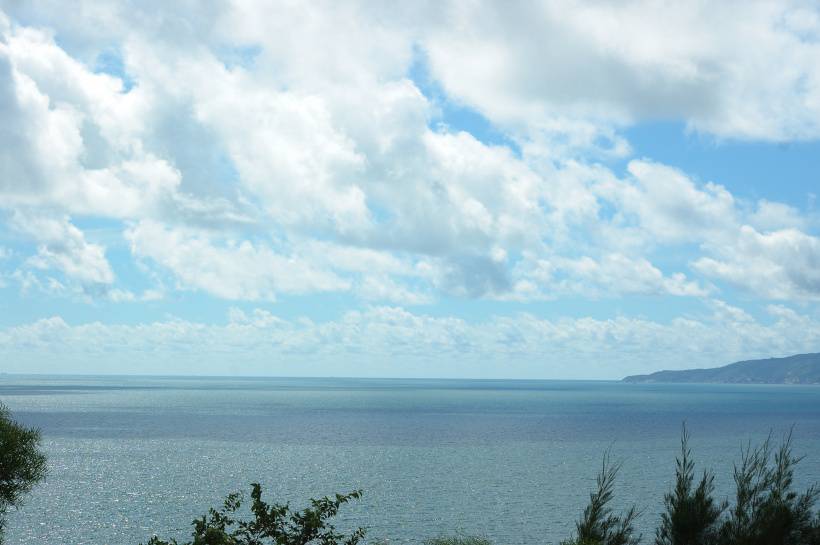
[2,302,819,378]
[1,2,819,375]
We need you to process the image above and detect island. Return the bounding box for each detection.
[623,352,820,384]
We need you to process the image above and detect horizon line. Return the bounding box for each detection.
[0,371,622,382]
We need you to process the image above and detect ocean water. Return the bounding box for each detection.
[1,376,819,545]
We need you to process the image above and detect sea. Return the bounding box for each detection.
[1,375,819,545]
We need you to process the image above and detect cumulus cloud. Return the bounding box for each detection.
[0,21,183,218]
[107,287,164,303]
[2,303,819,378]
[515,253,708,299]
[694,226,820,300]
[748,200,809,232]
[0,15,255,228]
[8,212,114,292]
[592,160,738,246]
[588,161,820,300]
[126,221,350,301]
[1,1,819,316]
[423,1,820,142]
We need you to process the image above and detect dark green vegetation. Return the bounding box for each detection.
[623,353,820,384]
[144,427,819,545]
[655,428,723,545]
[562,452,639,545]
[144,484,365,545]
[0,403,46,544]
[563,427,819,545]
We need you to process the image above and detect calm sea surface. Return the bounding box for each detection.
[1,376,819,545]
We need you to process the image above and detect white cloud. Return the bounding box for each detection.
[0,22,181,218]
[0,2,818,312]
[1,303,819,378]
[9,212,114,291]
[694,226,820,300]
[185,64,372,235]
[593,160,738,246]
[126,222,438,304]
[126,220,350,301]
[749,200,809,231]
[516,253,708,299]
[0,17,252,230]
[107,287,164,303]
[587,162,820,300]
[422,1,820,142]
[299,241,434,304]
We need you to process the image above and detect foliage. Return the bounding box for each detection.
[565,429,819,545]
[562,451,640,545]
[143,483,365,545]
[716,430,819,545]
[655,424,725,545]
[0,403,47,544]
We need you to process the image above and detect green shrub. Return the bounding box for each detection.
[143,484,365,545]
[0,403,47,544]
[562,451,640,545]
[655,424,725,545]
[565,429,819,545]
[715,431,819,545]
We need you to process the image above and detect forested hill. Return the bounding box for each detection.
[623,352,820,384]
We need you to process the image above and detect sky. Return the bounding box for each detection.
[1,1,820,379]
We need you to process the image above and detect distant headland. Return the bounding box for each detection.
[623,352,820,384]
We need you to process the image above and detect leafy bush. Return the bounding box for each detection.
[0,403,47,544]
[143,484,365,545]
[715,431,819,545]
[562,451,640,545]
[655,425,725,545]
[564,428,819,545]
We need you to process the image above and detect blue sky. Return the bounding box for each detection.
[1,1,820,378]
